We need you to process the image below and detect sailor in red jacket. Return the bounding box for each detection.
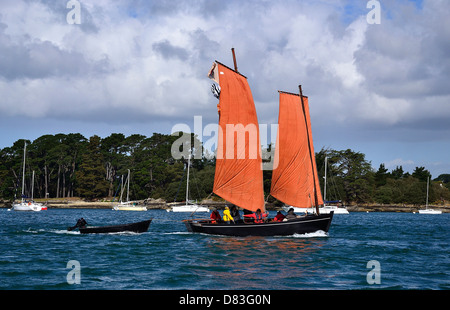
[243,208,268,223]
[210,208,222,223]
[273,211,286,222]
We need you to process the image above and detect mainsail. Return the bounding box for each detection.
[270,90,323,210]
[208,61,265,212]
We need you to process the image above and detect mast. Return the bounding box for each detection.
[119,175,124,203]
[324,156,328,205]
[31,171,35,201]
[186,154,190,205]
[426,176,429,210]
[21,141,27,202]
[299,85,320,215]
[126,169,130,203]
[231,48,238,73]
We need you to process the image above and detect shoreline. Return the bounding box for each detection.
[0,199,449,213]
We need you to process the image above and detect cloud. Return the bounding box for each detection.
[385,158,415,170]
[0,0,449,148]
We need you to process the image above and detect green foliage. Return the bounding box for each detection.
[75,136,109,200]
[0,133,448,206]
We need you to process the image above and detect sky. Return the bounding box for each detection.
[0,0,449,178]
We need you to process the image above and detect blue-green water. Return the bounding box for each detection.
[0,209,448,290]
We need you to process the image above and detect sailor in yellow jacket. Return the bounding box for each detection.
[223,206,234,223]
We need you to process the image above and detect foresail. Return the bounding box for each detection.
[270,91,323,208]
[210,62,265,212]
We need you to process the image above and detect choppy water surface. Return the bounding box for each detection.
[0,209,448,289]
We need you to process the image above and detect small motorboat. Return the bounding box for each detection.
[68,218,152,234]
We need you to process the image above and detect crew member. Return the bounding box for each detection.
[244,208,268,223]
[223,206,234,223]
[210,208,222,224]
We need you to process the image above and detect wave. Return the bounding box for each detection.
[290,230,329,238]
[23,228,80,235]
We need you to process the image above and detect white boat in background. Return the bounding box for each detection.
[169,204,210,213]
[319,205,349,214]
[418,177,442,214]
[167,155,209,213]
[12,143,45,212]
[113,169,147,211]
[281,156,349,215]
[282,204,349,215]
[418,209,442,214]
[113,202,147,211]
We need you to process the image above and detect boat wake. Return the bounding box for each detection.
[289,230,329,238]
[23,228,80,235]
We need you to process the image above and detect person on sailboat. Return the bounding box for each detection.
[210,208,222,224]
[230,205,242,223]
[285,208,300,220]
[273,211,285,222]
[244,209,268,223]
[223,206,234,223]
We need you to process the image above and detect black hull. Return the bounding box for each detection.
[78,219,152,234]
[183,212,333,237]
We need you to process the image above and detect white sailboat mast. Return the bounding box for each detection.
[31,171,35,201]
[186,154,190,206]
[324,156,328,205]
[126,169,130,203]
[21,141,27,202]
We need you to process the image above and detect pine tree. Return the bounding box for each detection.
[75,135,109,199]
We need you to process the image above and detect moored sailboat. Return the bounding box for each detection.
[418,177,442,214]
[12,142,45,212]
[168,155,209,213]
[113,169,147,211]
[184,53,333,236]
[282,156,349,214]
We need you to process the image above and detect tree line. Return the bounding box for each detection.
[0,132,449,206]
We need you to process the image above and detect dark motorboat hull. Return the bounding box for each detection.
[183,212,333,237]
[78,219,152,234]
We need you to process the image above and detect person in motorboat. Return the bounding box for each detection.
[244,208,268,223]
[223,206,234,223]
[285,208,300,220]
[210,208,222,224]
[68,218,88,231]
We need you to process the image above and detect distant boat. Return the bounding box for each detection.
[418,177,442,214]
[69,219,152,234]
[113,169,146,211]
[168,154,209,213]
[283,204,349,215]
[184,52,333,236]
[282,156,349,214]
[12,142,45,212]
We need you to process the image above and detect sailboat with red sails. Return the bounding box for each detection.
[183,51,333,236]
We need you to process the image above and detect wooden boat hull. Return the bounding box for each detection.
[78,219,152,234]
[183,212,333,237]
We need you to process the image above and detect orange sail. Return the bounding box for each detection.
[209,62,265,212]
[270,91,323,208]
